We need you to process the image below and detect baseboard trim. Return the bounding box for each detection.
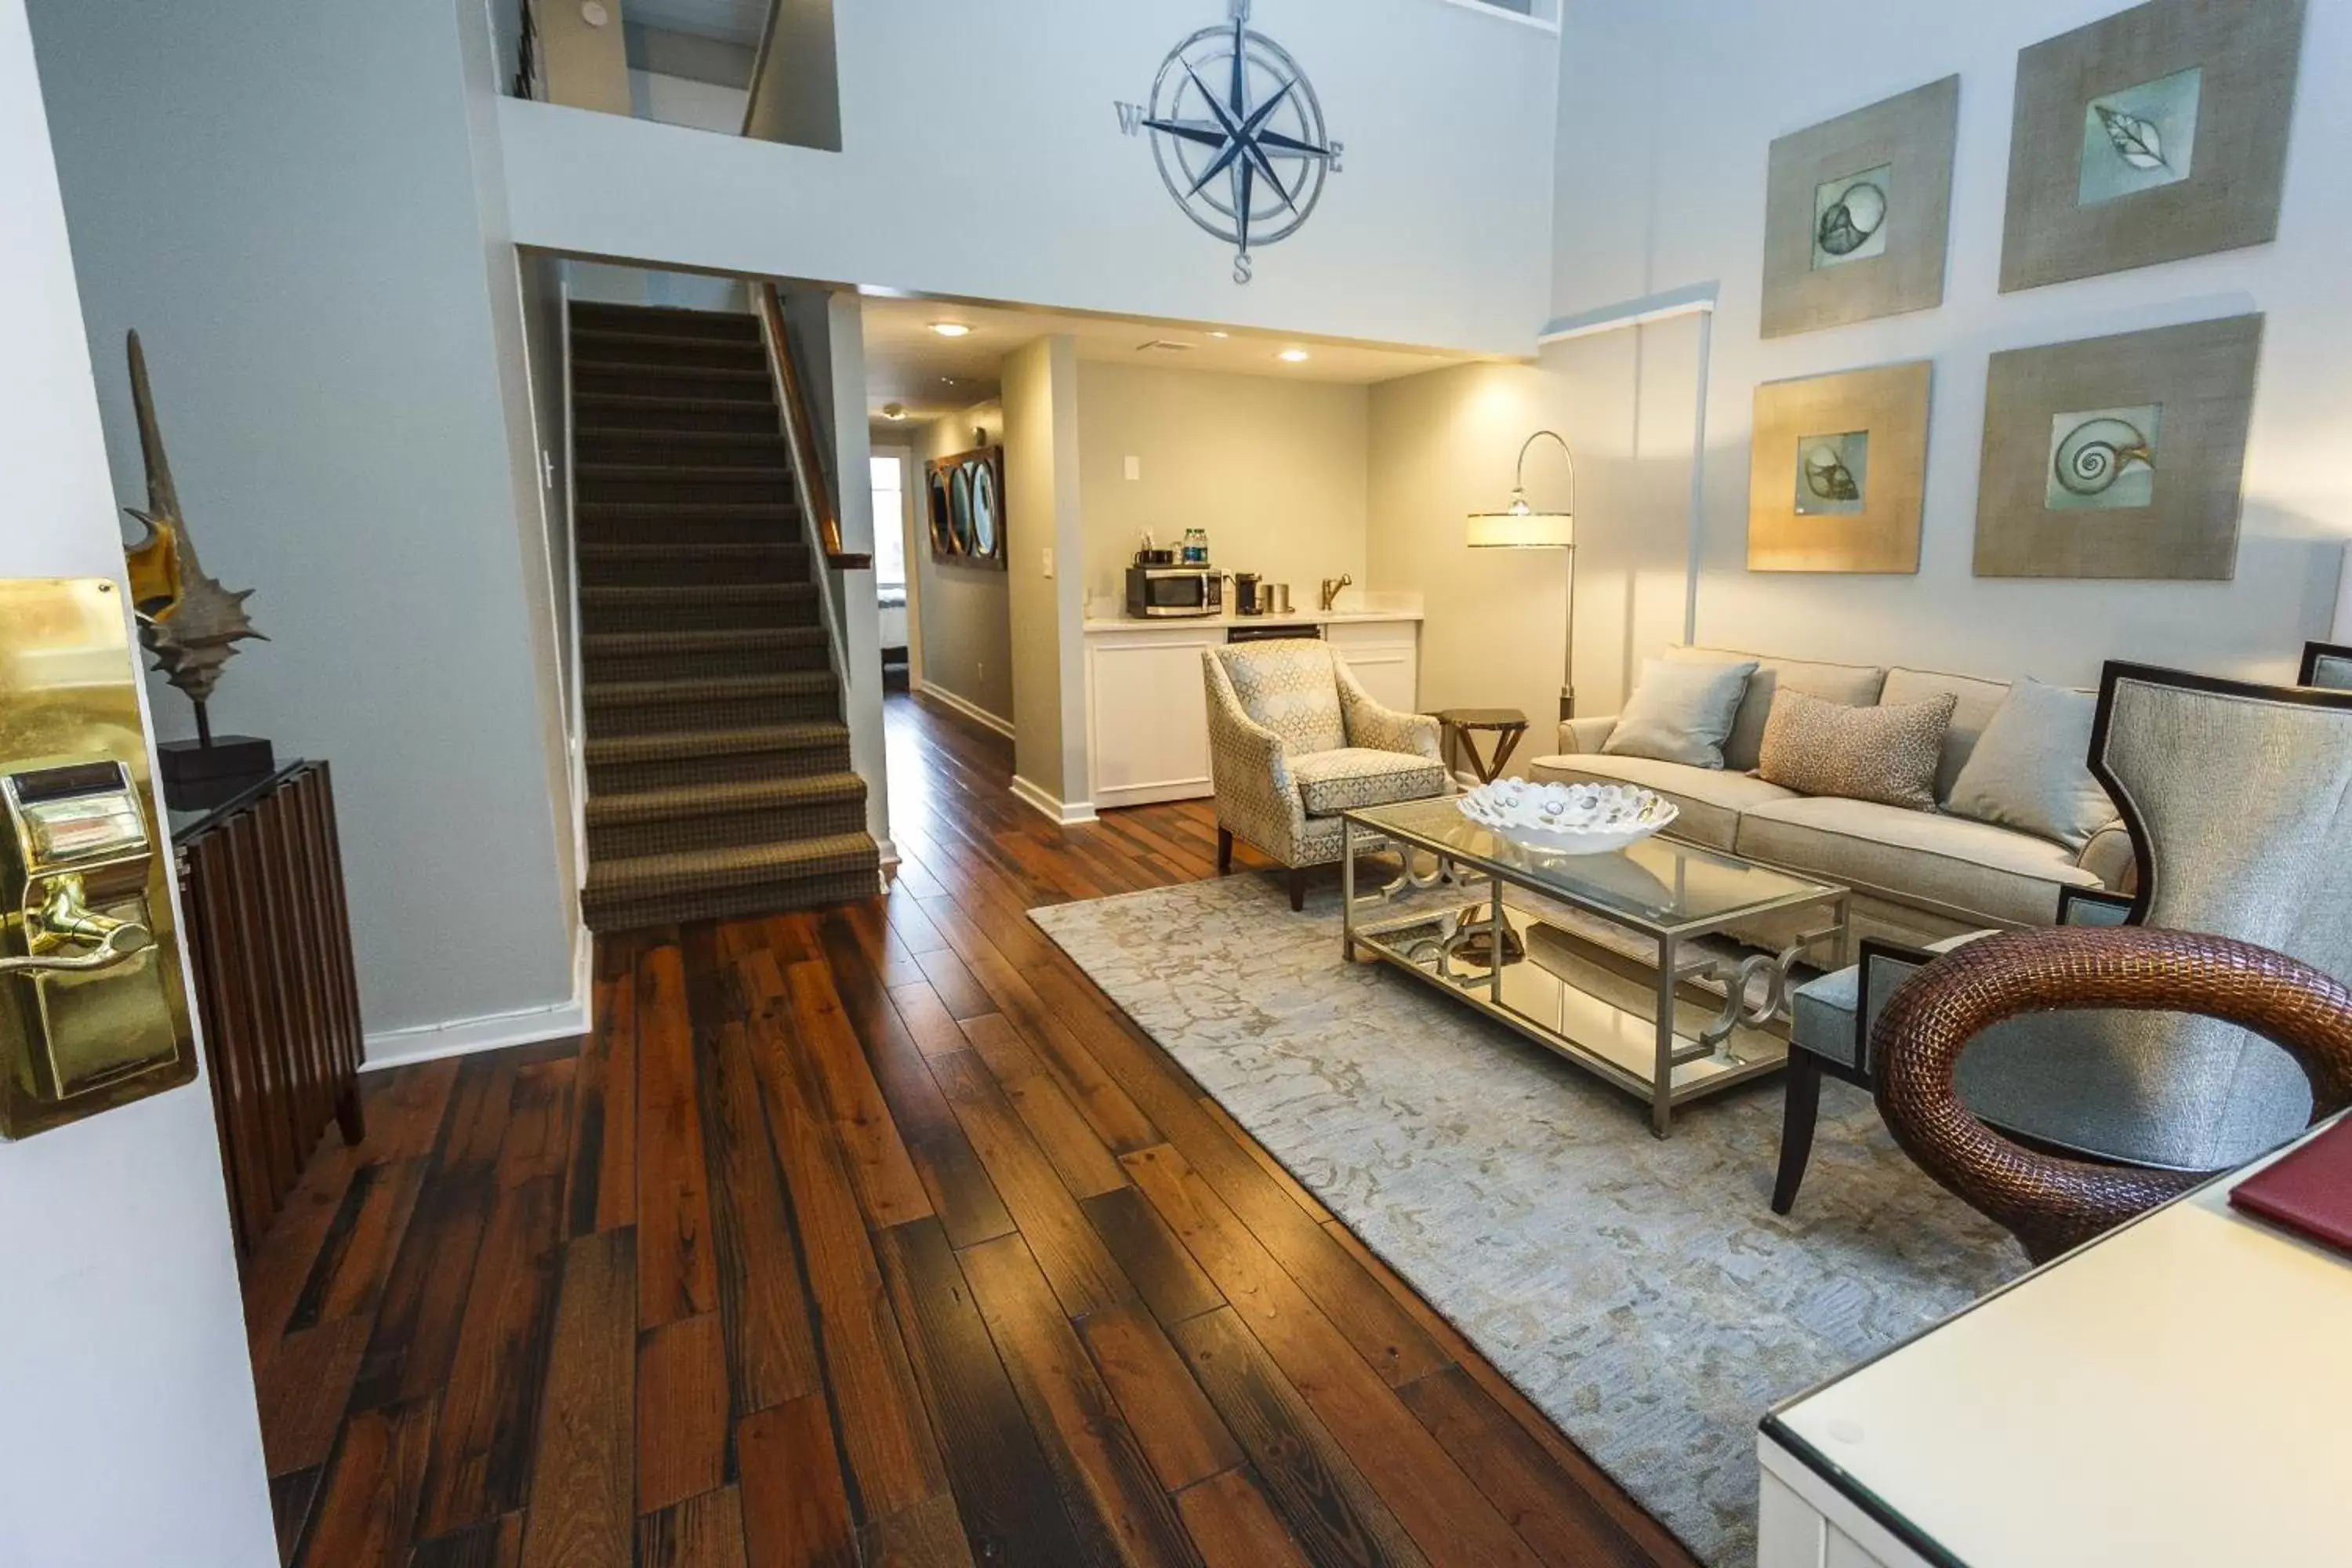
[363,923,593,1071]
[914,681,1015,739]
[1011,773,1098,826]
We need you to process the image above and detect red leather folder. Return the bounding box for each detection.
[2230,1119,2352,1257]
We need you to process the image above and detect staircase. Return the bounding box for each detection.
[571,299,878,932]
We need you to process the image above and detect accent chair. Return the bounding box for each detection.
[1776,662,2352,1229]
[1203,640,1446,910]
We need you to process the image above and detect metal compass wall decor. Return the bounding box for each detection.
[1115,0,1344,285]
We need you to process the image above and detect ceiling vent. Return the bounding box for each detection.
[1136,339,1196,354]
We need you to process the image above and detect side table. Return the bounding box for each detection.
[1435,707,1530,785]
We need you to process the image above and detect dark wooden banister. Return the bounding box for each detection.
[754,281,870,572]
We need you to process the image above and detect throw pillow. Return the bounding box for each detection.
[1946,678,2115,849]
[1758,689,1958,811]
[1602,657,1759,769]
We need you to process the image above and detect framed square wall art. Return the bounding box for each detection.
[1749,361,1933,574]
[1999,0,2305,292]
[1974,315,2263,581]
[1760,76,1959,339]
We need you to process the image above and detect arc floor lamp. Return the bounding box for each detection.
[1468,430,1579,719]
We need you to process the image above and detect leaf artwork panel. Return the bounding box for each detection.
[2078,67,2202,206]
[2045,404,2163,512]
[1794,430,1871,517]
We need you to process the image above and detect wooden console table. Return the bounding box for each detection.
[172,760,365,1258]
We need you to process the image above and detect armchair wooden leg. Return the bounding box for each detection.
[1217,828,1233,875]
[1288,867,1307,913]
[1773,1051,1823,1216]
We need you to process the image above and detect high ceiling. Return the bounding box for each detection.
[623,0,769,46]
[860,294,1477,432]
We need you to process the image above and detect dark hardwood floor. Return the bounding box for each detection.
[249,692,1697,1567]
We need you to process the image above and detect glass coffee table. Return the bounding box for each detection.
[1341,797,1849,1137]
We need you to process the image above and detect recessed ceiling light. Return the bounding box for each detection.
[881,402,906,420]
[941,376,958,386]
[1277,348,1310,364]
[1207,331,1231,339]
[931,322,972,338]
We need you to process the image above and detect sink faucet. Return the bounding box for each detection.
[1319,574,1352,612]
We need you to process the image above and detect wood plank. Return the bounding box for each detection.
[637,1486,750,1568]
[420,1174,563,1537]
[350,1166,493,1413]
[637,1312,729,1515]
[696,1018,823,1416]
[741,950,952,1519]
[408,1513,524,1568]
[779,958,935,1229]
[286,1156,429,1331]
[913,943,992,1020]
[1200,1098,1334,1225]
[637,942,719,1329]
[960,1011,1130,1200]
[519,1228,636,1568]
[498,1058,579,1189]
[293,1395,437,1568]
[875,1219,1094,1566]
[930,1050,1137,1321]
[1081,1185,1225,1330]
[737,1395,856,1568]
[958,1233,1202,1568]
[888,979,967,1060]
[1079,1300,1243,1493]
[259,1316,371,1478]
[1396,1366,1653,1568]
[1171,1467,1316,1568]
[1170,1308,1427,1568]
[567,964,636,1238]
[1123,1146,1541,1568]
[859,1493,978,1568]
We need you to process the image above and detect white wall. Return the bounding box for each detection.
[915,402,1016,724]
[629,70,750,134]
[502,0,1559,356]
[1076,361,1370,612]
[0,2,275,1559]
[1552,0,2352,688]
[1003,336,1089,811]
[31,0,579,1052]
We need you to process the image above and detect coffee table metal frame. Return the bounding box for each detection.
[1340,806,1849,1137]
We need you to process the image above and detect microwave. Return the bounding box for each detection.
[1125,565,1223,619]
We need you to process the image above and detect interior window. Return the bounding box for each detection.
[869,454,907,592]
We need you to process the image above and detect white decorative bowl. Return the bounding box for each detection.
[1456,779,1679,855]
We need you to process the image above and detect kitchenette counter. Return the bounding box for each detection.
[1082,601,1425,633]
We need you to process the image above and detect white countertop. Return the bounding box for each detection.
[1083,602,1425,633]
[1766,1122,2349,1566]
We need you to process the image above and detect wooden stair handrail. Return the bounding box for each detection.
[754,281,871,572]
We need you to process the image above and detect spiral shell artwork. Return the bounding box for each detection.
[1793,429,1869,516]
[1802,444,1860,502]
[2046,405,2161,510]
[1812,164,1893,267]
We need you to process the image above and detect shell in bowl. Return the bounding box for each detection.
[1456,779,1679,855]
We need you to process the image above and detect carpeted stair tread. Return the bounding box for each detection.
[586,771,865,827]
[586,671,837,708]
[580,540,803,561]
[577,461,796,481]
[583,626,824,656]
[585,721,849,767]
[575,392,773,418]
[584,833,878,898]
[578,500,798,522]
[572,303,757,336]
[572,361,768,384]
[575,427,788,449]
[573,328,763,355]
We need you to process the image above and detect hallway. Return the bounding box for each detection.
[246,695,1690,1567]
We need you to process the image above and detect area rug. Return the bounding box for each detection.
[1030,873,2023,1568]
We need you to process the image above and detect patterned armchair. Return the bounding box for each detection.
[1203,640,1446,910]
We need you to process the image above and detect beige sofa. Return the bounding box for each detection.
[1528,647,2136,957]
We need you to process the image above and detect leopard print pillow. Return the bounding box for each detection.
[1758,689,1958,811]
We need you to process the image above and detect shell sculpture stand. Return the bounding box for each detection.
[121,330,272,797]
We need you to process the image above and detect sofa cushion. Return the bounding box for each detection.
[1881,666,2013,802]
[1736,795,2101,927]
[1291,748,1448,818]
[1947,678,2117,850]
[1667,645,1887,771]
[1602,656,1756,768]
[1218,640,1347,757]
[1758,689,1958,811]
[1528,752,1798,851]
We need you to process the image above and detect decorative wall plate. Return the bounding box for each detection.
[948,466,975,555]
[926,467,956,557]
[969,461,1000,559]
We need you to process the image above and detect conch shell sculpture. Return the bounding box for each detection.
[121,330,263,712]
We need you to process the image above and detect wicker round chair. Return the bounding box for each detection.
[1872,925,2352,1264]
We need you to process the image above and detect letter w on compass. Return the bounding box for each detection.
[1116,1,1341,284]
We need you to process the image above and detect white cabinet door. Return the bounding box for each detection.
[1327,622,1419,714]
[1088,633,1216,806]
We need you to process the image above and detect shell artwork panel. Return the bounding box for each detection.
[1811,162,1893,270]
[2045,404,2162,511]
[1793,430,1870,517]
[2078,67,2201,207]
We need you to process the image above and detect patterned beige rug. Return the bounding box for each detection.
[1032,871,2022,1568]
